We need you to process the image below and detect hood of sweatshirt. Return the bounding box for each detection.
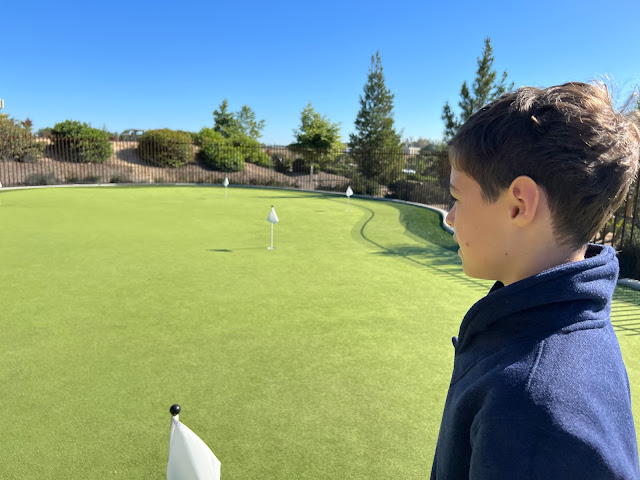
[454,244,619,365]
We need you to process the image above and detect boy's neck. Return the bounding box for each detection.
[500,243,587,286]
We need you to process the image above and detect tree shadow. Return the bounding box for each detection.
[351,202,491,295]
[114,143,147,166]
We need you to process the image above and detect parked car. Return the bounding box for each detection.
[119,129,145,141]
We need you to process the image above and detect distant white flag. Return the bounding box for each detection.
[167,411,221,480]
[346,186,353,197]
[267,206,279,224]
[223,178,229,187]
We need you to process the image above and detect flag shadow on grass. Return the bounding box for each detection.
[206,247,266,253]
[611,287,640,336]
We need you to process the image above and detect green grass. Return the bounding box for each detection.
[0,186,638,479]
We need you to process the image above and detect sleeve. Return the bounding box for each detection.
[469,416,620,480]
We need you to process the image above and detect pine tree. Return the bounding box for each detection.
[213,99,239,136]
[442,38,513,141]
[350,51,403,180]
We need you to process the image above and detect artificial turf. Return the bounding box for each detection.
[0,185,638,478]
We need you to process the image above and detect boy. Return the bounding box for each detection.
[431,82,640,479]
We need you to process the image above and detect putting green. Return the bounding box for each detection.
[0,186,638,479]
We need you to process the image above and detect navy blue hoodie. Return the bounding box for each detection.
[431,245,640,479]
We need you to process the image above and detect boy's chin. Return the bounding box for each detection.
[461,262,499,282]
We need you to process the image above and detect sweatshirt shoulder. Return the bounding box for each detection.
[527,322,628,400]
[475,323,627,420]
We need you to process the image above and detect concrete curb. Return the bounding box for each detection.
[0,182,637,290]
[617,278,640,290]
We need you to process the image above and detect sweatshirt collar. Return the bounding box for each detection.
[456,244,619,351]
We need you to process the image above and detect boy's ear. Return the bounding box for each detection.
[507,175,541,226]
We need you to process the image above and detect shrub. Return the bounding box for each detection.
[67,175,102,184]
[230,134,270,166]
[322,153,356,176]
[109,174,133,183]
[271,152,294,173]
[327,176,380,196]
[388,179,450,205]
[618,235,640,280]
[36,127,53,139]
[194,128,245,172]
[264,177,288,187]
[50,120,113,163]
[292,158,307,173]
[349,175,381,196]
[83,175,102,184]
[197,142,245,172]
[0,116,45,162]
[200,129,270,167]
[24,173,58,186]
[137,129,194,167]
[242,144,270,166]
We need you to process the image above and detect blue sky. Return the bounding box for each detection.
[3,0,638,145]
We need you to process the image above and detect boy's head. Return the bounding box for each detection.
[446,82,639,283]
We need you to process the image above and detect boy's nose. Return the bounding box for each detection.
[445,206,455,227]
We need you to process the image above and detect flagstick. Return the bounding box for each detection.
[269,223,274,250]
[223,177,229,200]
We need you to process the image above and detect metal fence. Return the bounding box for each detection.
[0,136,452,207]
[1,135,639,278]
[594,180,640,279]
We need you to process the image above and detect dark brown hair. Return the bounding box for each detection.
[450,82,640,247]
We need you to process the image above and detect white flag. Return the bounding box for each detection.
[346,186,353,197]
[267,206,279,224]
[167,415,221,480]
[223,178,229,187]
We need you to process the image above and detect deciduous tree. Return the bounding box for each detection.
[213,100,265,140]
[289,102,343,169]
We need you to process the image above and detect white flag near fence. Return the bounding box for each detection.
[167,406,221,480]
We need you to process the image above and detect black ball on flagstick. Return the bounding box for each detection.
[170,404,181,416]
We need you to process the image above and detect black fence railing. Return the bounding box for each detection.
[1,135,639,279]
[0,137,452,207]
[594,180,640,279]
